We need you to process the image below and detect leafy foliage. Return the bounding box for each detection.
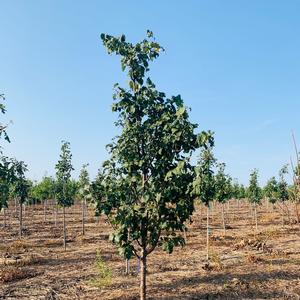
[31,176,56,203]
[55,141,75,207]
[214,163,232,204]
[0,156,16,210]
[79,164,92,202]
[191,136,215,207]
[0,93,10,144]
[264,176,279,204]
[97,31,211,261]
[277,165,289,202]
[247,169,262,204]
[11,160,30,205]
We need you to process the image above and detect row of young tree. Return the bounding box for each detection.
[1,32,300,300]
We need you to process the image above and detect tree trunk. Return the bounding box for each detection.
[283,202,291,225]
[19,202,23,237]
[199,204,202,229]
[44,200,47,222]
[254,203,258,231]
[140,253,147,300]
[295,202,300,227]
[15,198,17,217]
[55,204,58,227]
[206,205,209,261]
[237,199,240,220]
[63,206,66,250]
[183,227,187,242]
[3,208,6,227]
[125,259,130,275]
[222,203,226,235]
[82,200,85,235]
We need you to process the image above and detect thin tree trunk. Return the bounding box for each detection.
[63,206,66,250]
[222,203,226,235]
[183,227,187,242]
[55,204,58,227]
[19,202,23,237]
[82,200,85,235]
[125,259,130,275]
[3,208,6,227]
[206,205,209,261]
[254,203,258,231]
[140,253,147,300]
[283,202,291,225]
[44,200,47,222]
[295,202,300,226]
[199,204,202,229]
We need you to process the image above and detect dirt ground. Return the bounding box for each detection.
[0,200,299,300]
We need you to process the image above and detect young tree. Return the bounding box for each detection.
[277,165,290,225]
[191,137,215,261]
[214,163,232,235]
[11,160,29,237]
[231,181,246,218]
[55,141,74,250]
[247,169,262,231]
[78,164,91,235]
[98,31,210,300]
[0,156,15,226]
[31,176,56,222]
[264,176,279,205]
[0,94,13,226]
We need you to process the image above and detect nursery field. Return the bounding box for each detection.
[0,201,299,300]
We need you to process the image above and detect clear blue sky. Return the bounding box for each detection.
[1,1,299,185]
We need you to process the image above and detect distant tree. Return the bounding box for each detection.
[91,169,105,213]
[11,160,30,237]
[238,184,247,199]
[247,169,262,231]
[214,163,232,235]
[98,31,210,300]
[55,141,74,250]
[278,165,290,225]
[31,176,56,222]
[78,164,91,235]
[191,136,215,261]
[264,176,279,205]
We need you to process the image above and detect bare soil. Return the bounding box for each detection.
[0,200,299,300]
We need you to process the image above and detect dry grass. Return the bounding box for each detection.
[0,266,36,283]
[0,201,299,299]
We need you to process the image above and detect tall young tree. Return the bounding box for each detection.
[214,163,232,235]
[55,141,74,250]
[247,169,262,231]
[277,165,290,225]
[11,160,29,237]
[98,31,210,300]
[78,164,91,235]
[191,137,215,261]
